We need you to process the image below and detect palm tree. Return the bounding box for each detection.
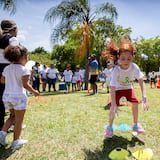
[44,0,118,89]
[0,0,16,14]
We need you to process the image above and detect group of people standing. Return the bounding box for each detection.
[31,63,59,93]
[31,58,113,95]
[57,65,86,93]
[30,63,86,94]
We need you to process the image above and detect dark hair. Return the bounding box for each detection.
[66,64,71,69]
[35,61,40,66]
[1,20,17,33]
[4,45,28,62]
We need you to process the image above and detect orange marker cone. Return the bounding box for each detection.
[157,79,160,89]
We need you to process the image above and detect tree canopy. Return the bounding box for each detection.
[134,37,160,75]
[0,0,16,14]
[44,0,119,89]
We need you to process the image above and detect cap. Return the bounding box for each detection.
[91,54,96,58]
[1,20,17,33]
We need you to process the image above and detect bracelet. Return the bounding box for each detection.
[142,95,147,99]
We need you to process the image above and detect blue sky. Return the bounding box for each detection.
[1,0,160,51]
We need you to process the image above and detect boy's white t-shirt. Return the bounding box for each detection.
[110,63,143,90]
[47,68,58,79]
[75,71,81,81]
[72,75,77,83]
[40,68,48,79]
[63,70,73,82]
[2,64,30,95]
[150,73,157,79]
[79,69,85,79]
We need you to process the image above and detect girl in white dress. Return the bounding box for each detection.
[0,45,39,149]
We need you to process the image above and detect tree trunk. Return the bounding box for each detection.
[84,41,90,90]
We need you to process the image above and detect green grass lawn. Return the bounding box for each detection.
[0,82,160,160]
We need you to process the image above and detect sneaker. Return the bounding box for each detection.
[104,126,113,138]
[0,132,6,146]
[89,92,95,96]
[11,139,28,150]
[132,123,145,134]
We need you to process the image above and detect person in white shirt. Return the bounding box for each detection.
[71,72,77,92]
[79,67,85,90]
[40,64,48,92]
[103,63,113,93]
[149,71,157,88]
[47,64,59,92]
[63,64,73,93]
[0,19,19,130]
[104,38,149,138]
[98,67,106,90]
[75,67,81,91]
[0,45,39,149]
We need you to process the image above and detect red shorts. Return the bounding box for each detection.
[76,80,81,84]
[114,89,139,106]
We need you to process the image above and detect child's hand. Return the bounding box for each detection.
[33,90,40,96]
[142,97,149,111]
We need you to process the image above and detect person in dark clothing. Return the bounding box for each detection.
[89,54,99,95]
[31,62,41,92]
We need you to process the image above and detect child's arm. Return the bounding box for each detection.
[138,78,149,111]
[0,76,5,84]
[22,75,39,96]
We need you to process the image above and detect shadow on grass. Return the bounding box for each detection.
[0,146,16,160]
[83,135,145,160]
[39,90,87,96]
[38,91,66,96]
